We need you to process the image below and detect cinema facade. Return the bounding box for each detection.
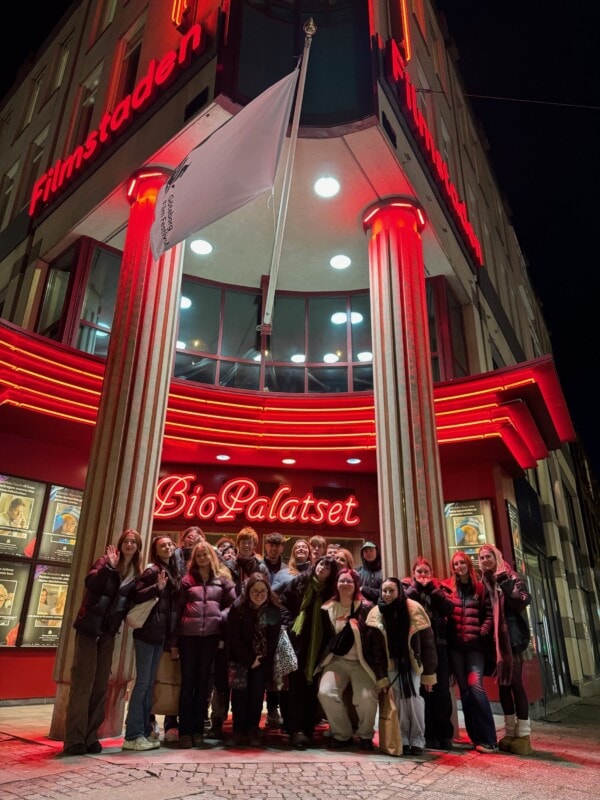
[0,0,598,729]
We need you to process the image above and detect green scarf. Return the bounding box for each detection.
[292,576,325,683]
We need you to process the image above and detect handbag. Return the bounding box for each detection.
[273,627,298,689]
[126,596,158,629]
[329,605,358,656]
[378,688,402,756]
[228,661,248,690]
[152,651,181,716]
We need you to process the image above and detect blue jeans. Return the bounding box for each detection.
[449,648,497,747]
[125,639,163,741]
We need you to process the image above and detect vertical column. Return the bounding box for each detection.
[50,168,182,739]
[363,197,447,579]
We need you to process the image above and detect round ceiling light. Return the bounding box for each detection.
[330,254,351,270]
[314,176,340,198]
[190,238,213,255]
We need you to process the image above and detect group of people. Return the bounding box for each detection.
[62,527,533,759]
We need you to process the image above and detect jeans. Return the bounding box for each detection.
[423,644,454,742]
[178,634,219,736]
[125,639,163,741]
[231,662,267,735]
[449,648,497,747]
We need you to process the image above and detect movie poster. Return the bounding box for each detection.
[0,560,31,646]
[21,564,70,647]
[444,499,495,557]
[38,485,83,563]
[507,501,526,577]
[0,474,46,558]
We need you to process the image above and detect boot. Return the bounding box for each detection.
[509,718,532,755]
[498,714,516,752]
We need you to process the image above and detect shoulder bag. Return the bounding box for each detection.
[126,596,158,629]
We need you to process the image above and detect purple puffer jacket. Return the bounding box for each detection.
[175,569,236,640]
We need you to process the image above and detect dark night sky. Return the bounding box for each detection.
[2,1,600,476]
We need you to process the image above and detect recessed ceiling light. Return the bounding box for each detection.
[282,458,296,464]
[180,296,192,310]
[216,454,230,461]
[330,254,351,270]
[350,312,363,324]
[190,238,213,255]
[347,457,362,465]
[291,354,306,363]
[357,351,373,362]
[323,353,339,364]
[314,177,340,198]
[331,312,347,325]
[176,340,186,350]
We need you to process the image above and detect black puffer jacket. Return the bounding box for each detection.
[73,555,135,639]
[495,570,532,652]
[226,597,281,680]
[131,563,179,645]
[403,577,454,646]
[445,578,493,652]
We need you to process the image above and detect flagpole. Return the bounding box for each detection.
[261,18,316,331]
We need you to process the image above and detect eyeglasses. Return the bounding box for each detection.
[250,589,268,596]
[122,539,137,544]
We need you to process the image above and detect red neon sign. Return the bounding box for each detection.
[154,474,361,527]
[386,39,484,267]
[29,24,205,217]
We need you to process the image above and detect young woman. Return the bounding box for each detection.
[122,535,180,752]
[225,572,281,747]
[478,544,533,754]
[173,541,235,748]
[367,577,437,755]
[317,568,388,751]
[287,539,312,577]
[63,529,142,756]
[403,556,455,749]
[334,548,355,571]
[445,551,497,753]
[279,555,339,749]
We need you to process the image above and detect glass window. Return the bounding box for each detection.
[178,280,221,354]
[220,289,261,359]
[0,162,19,229]
[352,364,373,392]
[72,67,102,148]
[173,353,217,384]
[17,127,48,214]
[308,296,347,365]
[52,36,72,93]
[270,295,305,362]
[350,294,371,361]
[265,366,305,393]
[308,366,348,394]
[219,360,260,391]
[36,249,77,340]
[76,246,121,356]
[21,69,45,131]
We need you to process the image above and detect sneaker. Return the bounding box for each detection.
[409,745,424,756]
[329,737,354,749]
[475,743,499,754]
[164,728,179,743]
[122,736,160,751]
[63,743,86,756]
[290,732,310,750]
[359,738,374,751]
[87,742,103,754]
[266,710,284,728]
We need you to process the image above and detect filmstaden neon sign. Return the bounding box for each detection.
[386,39,484,267]
[154,475,361,527]
[29,24,205,217]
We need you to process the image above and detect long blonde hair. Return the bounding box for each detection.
[188,541,232,581]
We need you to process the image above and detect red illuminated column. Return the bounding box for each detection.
[363,197,447,578]
[50,168,182,739]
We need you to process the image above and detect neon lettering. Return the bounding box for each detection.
[386,39,484,267]
[29,24,205,217]
[153,474,361,527]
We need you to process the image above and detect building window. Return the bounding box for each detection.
[71,66,102,149]
[0,162,19,230]
[51,35,72,94]
[111,19,145,107]
[35,248,77,341]
[427,276,468,381]
[94,0,118,39]
[75,246,121,357]
[20,70,45,132]
[16,127,48,215]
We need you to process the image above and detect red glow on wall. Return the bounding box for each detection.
[29,25,205,217]
[154,474,361,526]
[385,39,484,268]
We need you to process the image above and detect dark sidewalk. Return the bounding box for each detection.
[1,697,599,800]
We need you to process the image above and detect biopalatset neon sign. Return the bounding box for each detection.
[386,39,484,267]
[154,475,361,527]
[29,24,205,217]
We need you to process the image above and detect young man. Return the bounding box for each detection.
[309,535,327,563]
[262,532,289,728]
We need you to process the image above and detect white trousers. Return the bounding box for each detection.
[318,657,378,741]
[389,666,425,749]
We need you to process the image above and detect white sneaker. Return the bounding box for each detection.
[122,736,160,751]
[164,728,179,743]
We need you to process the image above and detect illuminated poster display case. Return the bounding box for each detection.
[444,499,495,558]
[0,473,82,648]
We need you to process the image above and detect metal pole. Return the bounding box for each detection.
[261,18,317,330]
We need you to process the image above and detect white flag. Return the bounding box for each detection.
[150,69,299,260]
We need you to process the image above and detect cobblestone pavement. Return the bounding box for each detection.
[1,697,599,800]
